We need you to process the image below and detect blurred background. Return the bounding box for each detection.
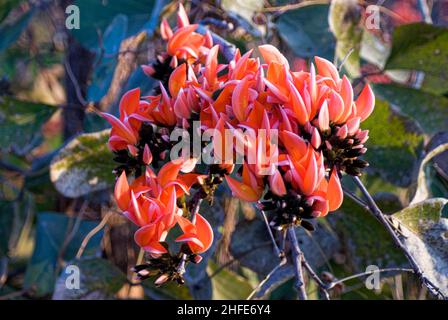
[0,0,447,300]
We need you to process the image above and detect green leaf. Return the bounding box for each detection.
[362,99,424,187]
[208,260,254,299]
[385,23,448,95]
[0,97,56,152]
[411,143,448,205]
[276,4,335,60]
[0,7,34,52]
[24,212,104,297]
[52,257,126,300]
[373,84,448,135]
[392,198,448,296]
[50,129,115,198]
[329,0,363,77]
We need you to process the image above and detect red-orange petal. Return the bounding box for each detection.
[114,171,130,211]
[355,84,375,122]
[225,175,262,202]
[101,113,137,145]
[280,131,308,162]
[258,44,290,69]
[232,77,251,122]
[269,168,287,196]
[194,213,214,253]
[315,56,339,82]
[327,168,343,211]
[169,63,187,97]
[119,88,140,117]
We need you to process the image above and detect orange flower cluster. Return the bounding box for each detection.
[114,158,211,256]
[102,4,375,282]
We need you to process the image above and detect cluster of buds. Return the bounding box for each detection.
[101,4,375,285]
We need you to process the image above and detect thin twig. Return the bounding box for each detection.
[352,176,446,300]
[337,48,355,72]
[76,211,113,259]
[257,203,283,259]
[64,59,88,107]
[57,201,88,270]
[287,227,308,300]
[326,267,414,290]
[247,258,288,300]
[301,257,330,300]
[97,31,147,111]
[262,0,330,14]
[177,195,204,275]
[342,187,370,211]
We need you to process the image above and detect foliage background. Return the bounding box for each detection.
[0,0,447,300]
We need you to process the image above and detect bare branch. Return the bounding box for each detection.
[326,267,414,290]
[352,176,446,299]
[247,259,289,300]
[301,257,330,300]
[257,202,283,259]
[97,32,147,111]
[287,227,308,300]
[76,211,114,259]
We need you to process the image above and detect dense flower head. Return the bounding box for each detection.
[102,4,375,284]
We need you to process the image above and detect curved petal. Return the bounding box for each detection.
[280,131,308,162]
[119,88,140,117]
[303,152,318,195]
[258,44,290,69]
[318,100,330,132]
[232,77,251,122]
[327,168,343,211]
[158,160,183,187]
[355,84,375,122]
[315,56,339,82]
[167,24,198,56]
[114,171,130,211]
[194,213,214,253]
[269,168,287,196]
[169,63,187,97]
[177,3,190,27]
[101,113,137,145]
[225,175,262,202]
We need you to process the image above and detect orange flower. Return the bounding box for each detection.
[175,213,214,254]
[159,4,212,65]
[113,159,207,256]
[101,88,148,154]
